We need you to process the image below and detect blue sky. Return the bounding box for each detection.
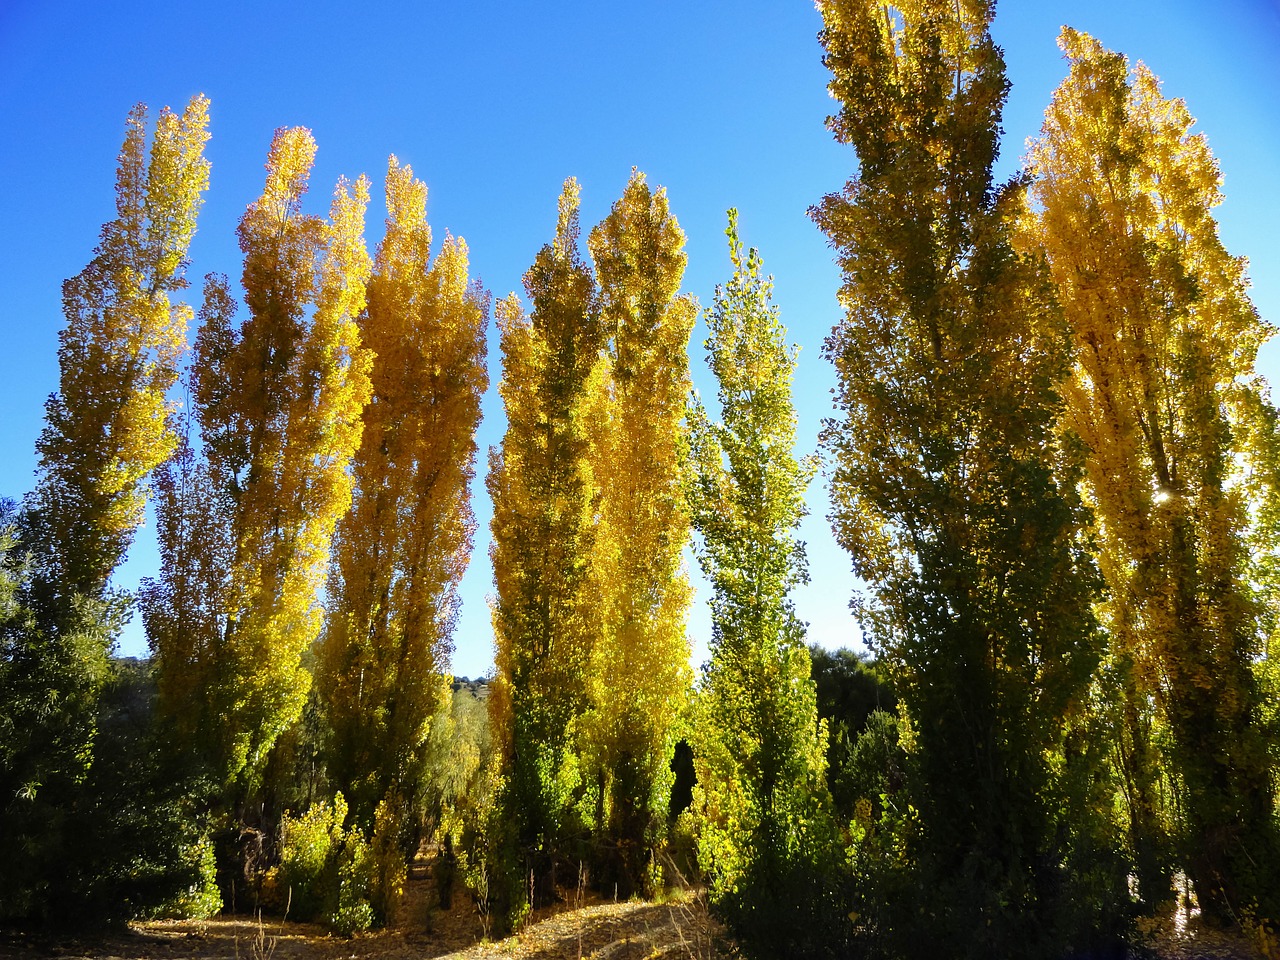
[1,1,1278,679]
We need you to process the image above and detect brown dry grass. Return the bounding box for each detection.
[2,862,1268,960]
[0,864,728,960]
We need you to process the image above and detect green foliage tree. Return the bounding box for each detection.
[0,500,110,925]
[686,211,836,957]
[812,2,1125,954]
[1023,28,1280,921]
[1,504,214,927]
[1,95,213,928]
[809,645,895,739]
[430,682,499,911]
[487,179,606,922]
[808,645,897,820]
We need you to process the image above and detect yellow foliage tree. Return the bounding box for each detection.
[1,96,210,926]
[33,95,211,601]
[1024,28,1280,920]
[317,156,489,831]
[813,2,1119,951]
[582,170,695,895]
[144,128,372,790]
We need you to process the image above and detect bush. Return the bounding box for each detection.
[267,792,385,935]
[832,709,905,825]
[368,799,407,925]
[331,833,375,936]
[151,837,222,920]
[270,794,346,918]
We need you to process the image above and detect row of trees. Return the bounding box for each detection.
[805,0,1280,955]
[487,172,696,915]
[480,7,1280,954]
[3,2,1279,956]
[0,103,489,926]
[0,83,815,940]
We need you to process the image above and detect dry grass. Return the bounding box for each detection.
[5,861,1268,960]
[0,859,729,960]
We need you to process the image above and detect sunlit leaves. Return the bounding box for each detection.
[145,128,372,789]
[487,179,605,910]
[582,170,695,890]
[33,95,210,600]
[1023,29,1280,918]
[814,2,1110,951]
[686,211,831,943]
[318,156,488,829]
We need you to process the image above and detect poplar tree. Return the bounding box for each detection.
[317,156,489,832]
[143,128,373,791]
[1024,29,1280,920]
[583,170,695,894]
[31,95,211,602]
[488,179,605,918]
[812,2,1114,953]
[686,211,834,955]
[2,97,211,925]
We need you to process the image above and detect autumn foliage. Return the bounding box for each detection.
[144,126,374,790]
[3,10,1280,957]
[1023,27,1280,920]
[317,156,488,834]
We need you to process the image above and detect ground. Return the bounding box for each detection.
[0,860,726,960]
[0,862,1270,959]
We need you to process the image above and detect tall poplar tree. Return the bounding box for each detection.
[812,2,1116,953]
[2,97,211,925]
[143,128,373,792]
[488,179,605,918]
[31,94,211,602]
[686,211,834,956]
[1024,29,1280,920]
[583,170,695,894]
[317,156,489,832]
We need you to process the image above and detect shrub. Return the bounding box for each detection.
[151,837,222,920]
[267,792,382,935]
[270,794,346,918]
[331,832,375,936]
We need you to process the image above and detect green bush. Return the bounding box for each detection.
[833,709,905,824]
[270,798,404,942]
[151,837,222,920]
[271,794,346,918]
[268,792,382,935]
[331,832,375,935]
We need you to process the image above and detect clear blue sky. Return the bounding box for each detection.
[2,1,1278,679]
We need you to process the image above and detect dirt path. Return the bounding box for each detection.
[439,900,719,960]
[0,861,725,960]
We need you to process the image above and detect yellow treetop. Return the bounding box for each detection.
[487,179,607,911]
[582,170,695,889]
[35,95,211,599]
[1023,27,1279,919]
